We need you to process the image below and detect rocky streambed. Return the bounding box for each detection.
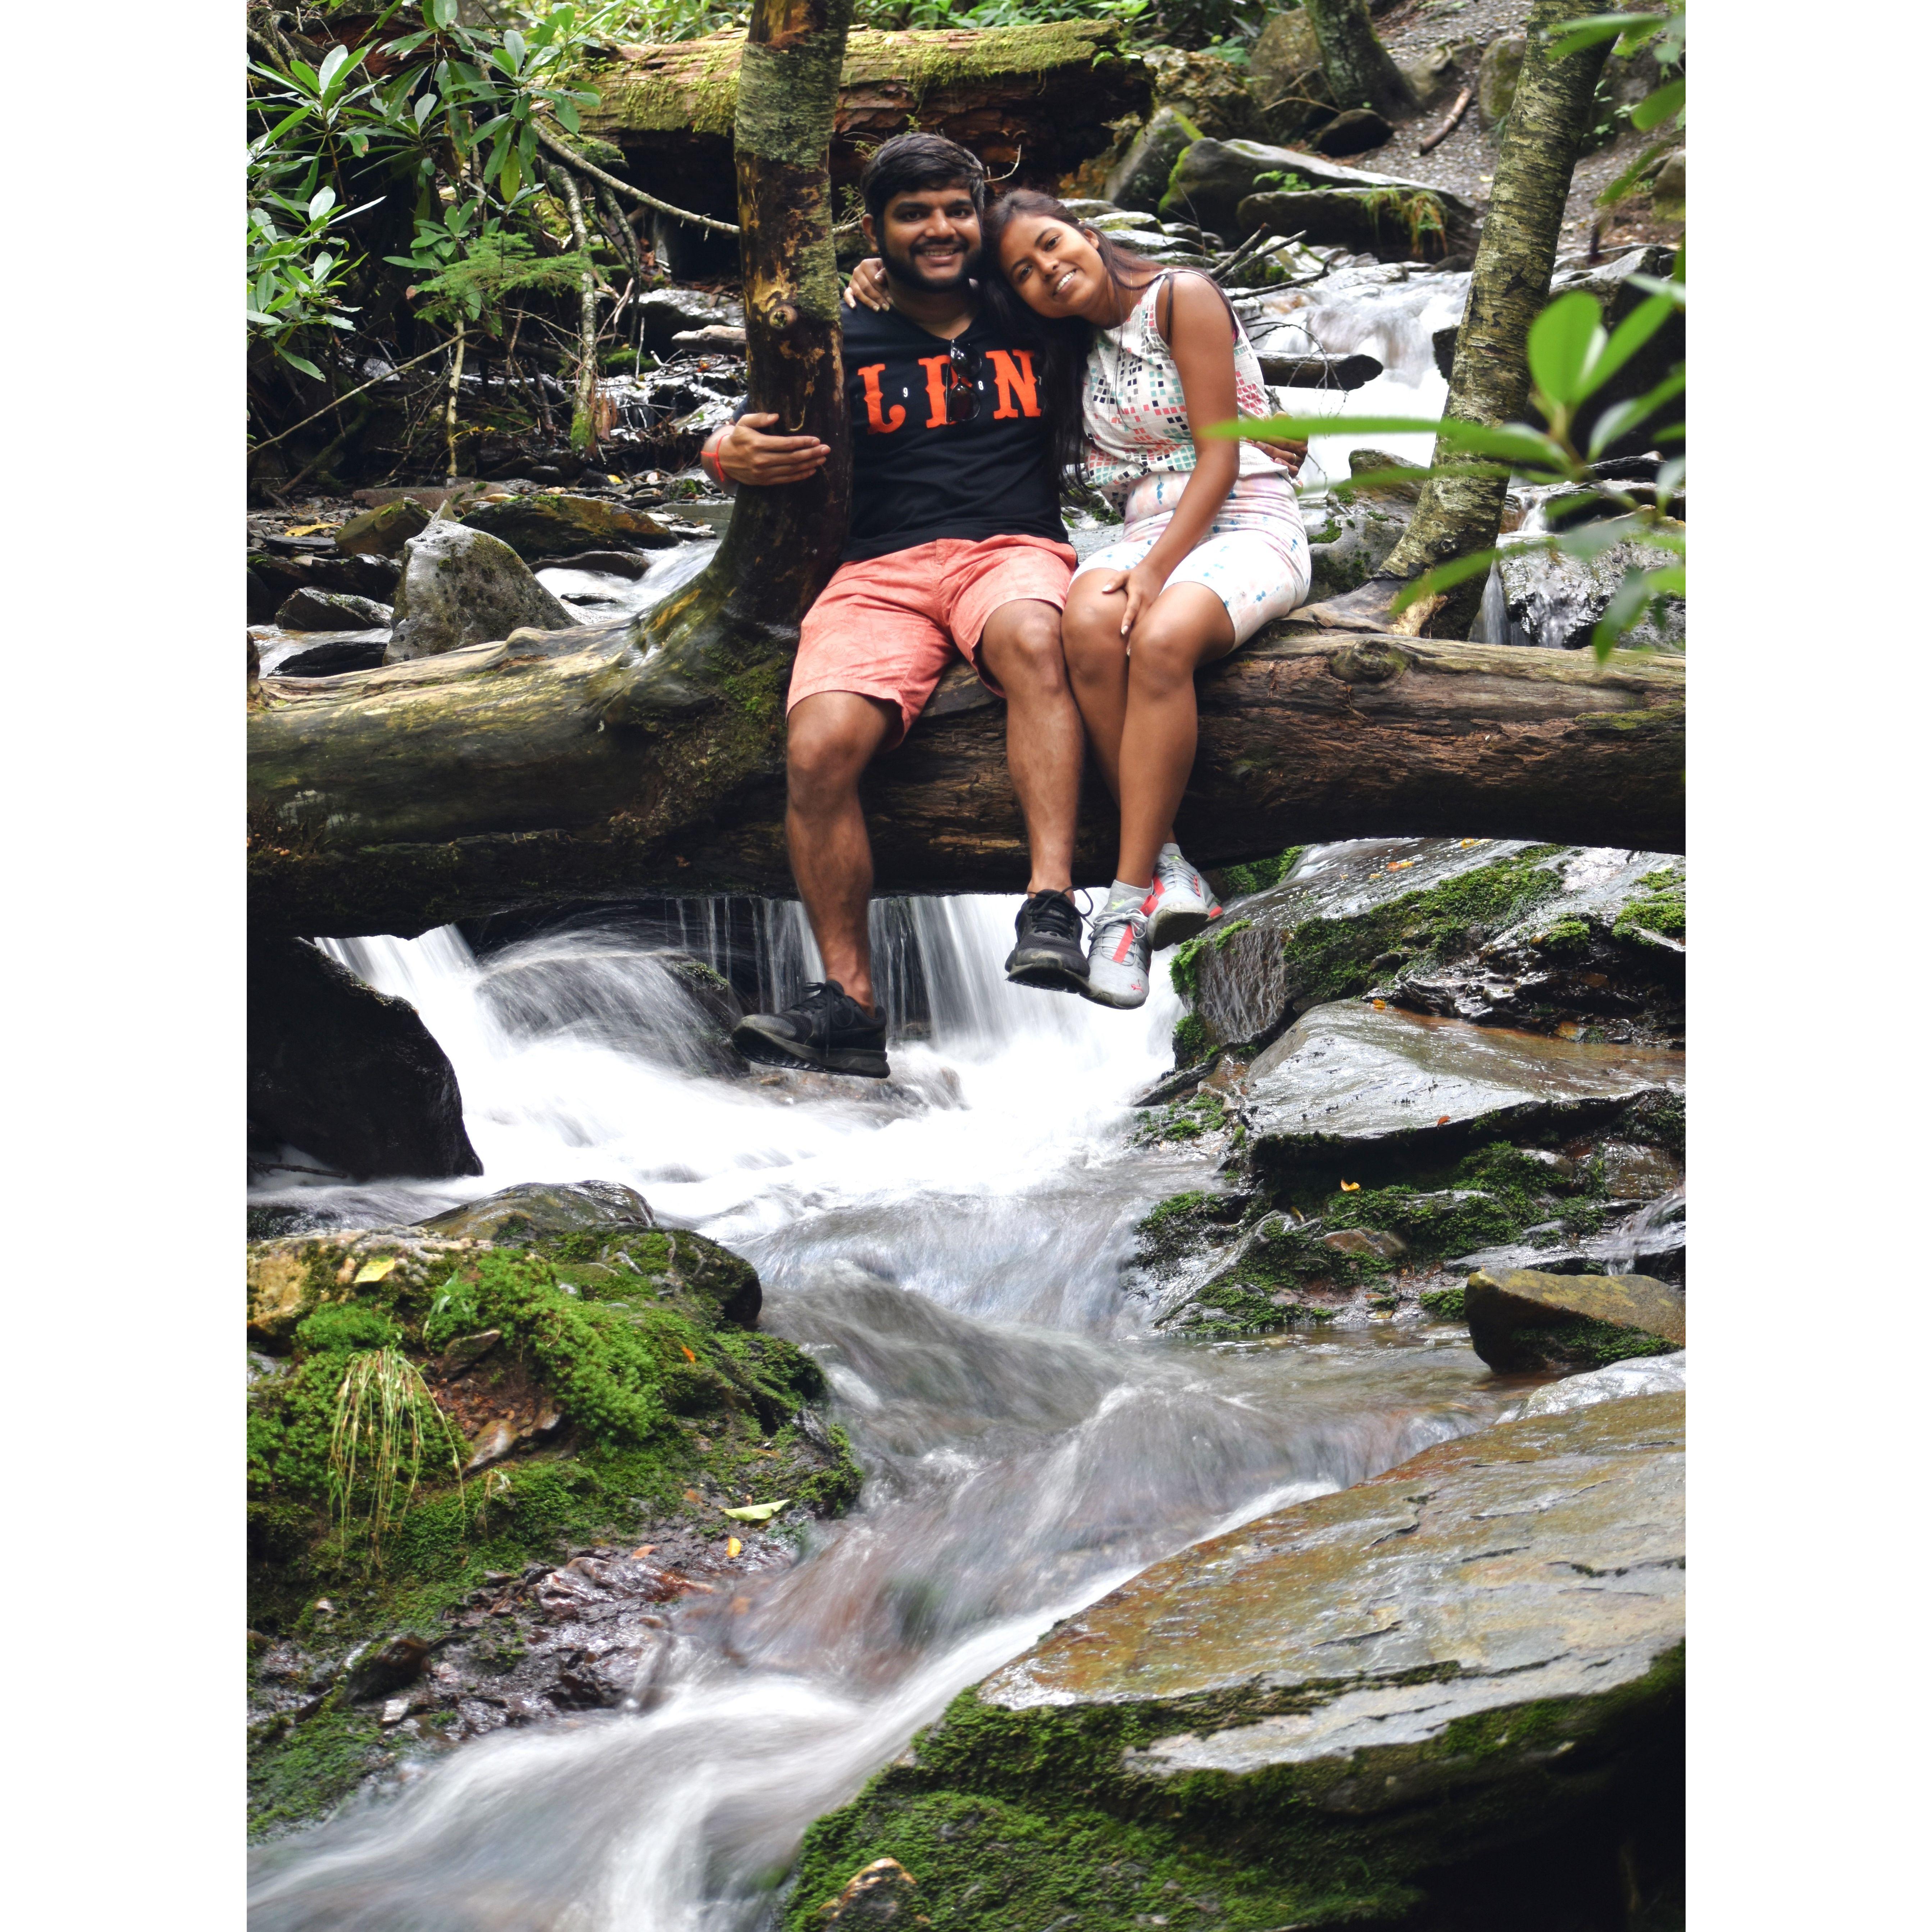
[247,854,1685,1929]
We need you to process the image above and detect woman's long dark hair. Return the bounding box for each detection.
[979,189,1163,484]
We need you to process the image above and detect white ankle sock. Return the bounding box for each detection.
[1159,841,1182,860]
[1106,878,1150,912]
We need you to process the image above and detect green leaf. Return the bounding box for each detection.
[306,185,337,224]
[1528,291,1606,406]
[280,351,326,381]
[1544,11,1668,59]
[499,149,523,202]
[414,90,439,127]
[1631,77,1685,131]
[1588,290,1677,391]
[720,1500,790,1522]
[556,97,581,134]
[317,43,349,96]
[503,27,526,67]
[430,0,459,26]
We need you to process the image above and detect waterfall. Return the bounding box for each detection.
[252,895,1510,1928]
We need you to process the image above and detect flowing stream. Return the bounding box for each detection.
[250,897,1517,1929]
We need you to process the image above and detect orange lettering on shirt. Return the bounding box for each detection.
[988,349,1040,420]
[916,355,952,428]
[857,364,906,433]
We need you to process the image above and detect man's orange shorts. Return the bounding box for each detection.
[789,533,1076,747]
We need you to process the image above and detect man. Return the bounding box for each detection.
[704,133,1090,1080]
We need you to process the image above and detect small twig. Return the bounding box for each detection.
[250,342,451,454]
[1418,82,1476,155]
[534,120,740,237]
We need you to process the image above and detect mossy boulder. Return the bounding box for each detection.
[1140,44,1262,144]
[1465,1267,1685,1373]
[1477,34,1527,131]
[1103,105,1203,213]
[787,1395,1685,1931]
[1234,1000,1684,1195]
[246,1210,860,1836]
[458,491,679,562]
[1236,185,1461,263]
[1158,137,1477,249]
[272,587,393,632]
[385,522,577,663]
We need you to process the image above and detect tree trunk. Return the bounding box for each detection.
[1377,0,1615,633]
[247,623,1683,938]
[549,164,604,456]
[1302,0,1417,119]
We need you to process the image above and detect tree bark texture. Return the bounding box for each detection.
[580,22,1151,223]
[247,624,1683,938]
[1302,0,1418,119]
[1381,0,1614,627]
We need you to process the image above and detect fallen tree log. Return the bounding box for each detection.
[578,22,1152,224]
[247,624,1683,939]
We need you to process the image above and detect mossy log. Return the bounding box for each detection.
[579,21,1152,221]
[248,624,1683,938]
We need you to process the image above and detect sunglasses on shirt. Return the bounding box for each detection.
[944,338,981,425]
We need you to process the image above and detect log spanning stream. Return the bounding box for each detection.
[248,899,1521,1930]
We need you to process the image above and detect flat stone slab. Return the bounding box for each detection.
[1236,999,1684,1180]
[790,1397,1685,1928]
[1465,1266,1685,1373]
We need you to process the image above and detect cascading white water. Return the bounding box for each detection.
[252,897,1513,1929]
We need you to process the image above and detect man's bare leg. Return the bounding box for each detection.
[785,690,896,1013]
[976,598,1083,894]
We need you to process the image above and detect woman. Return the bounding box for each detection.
[848,190,1312,1009]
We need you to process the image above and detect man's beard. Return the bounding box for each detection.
[882,232,981,292]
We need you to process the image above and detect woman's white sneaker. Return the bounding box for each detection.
[1144,848,1223,951]
[1085,896,1153,1008]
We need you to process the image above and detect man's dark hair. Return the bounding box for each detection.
[860,133,986,226]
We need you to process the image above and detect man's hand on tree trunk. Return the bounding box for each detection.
[705,413,832,489]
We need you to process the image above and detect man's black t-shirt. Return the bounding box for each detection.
[836,302,1068,563]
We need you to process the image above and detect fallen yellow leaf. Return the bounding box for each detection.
[1372,998,1387,1010]
[284,521,338,537]
[681,1345,697,1363]
[630,1545,655,1559]
[726,1536,742,1559]
[353,1256,399,1283]
[720,1499,789,1522]
[1339,1180,1361,1192]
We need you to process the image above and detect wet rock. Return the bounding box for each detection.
[343,1632,432,1703]
[247,549,400,623]
[1312,107,1395,156]
[1495,531,1685,653]
[1176,837,1562,1056]
[818,1858,923,1926]
[247,938,482,1182]
[386,522,577,663]
[459,490,678,563]
[1104,105,1202,213]
[790,1396,1685,1930]
[440,1329,502,1372]
[1323,1227,1405,1259]
[1160,138,1478,253]
[1477,35,1527,131]
[1233,1000,1684,1190]
[273,587,394,631]
[1465,1267,1685,1373]
[336,497,431,558]
[1387,849,1686,1041]
[669,324,746,354]
[417,1179,656,1244]
[1520,1350,1686,1418]
[268,633,389,677]
[640,287,746,358]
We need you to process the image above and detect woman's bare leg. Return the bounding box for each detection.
[1114,583,1235,886]
[1060,577,1131,805]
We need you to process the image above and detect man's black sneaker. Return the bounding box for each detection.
[1004,889,1090,993]
[731,979,890,1079]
